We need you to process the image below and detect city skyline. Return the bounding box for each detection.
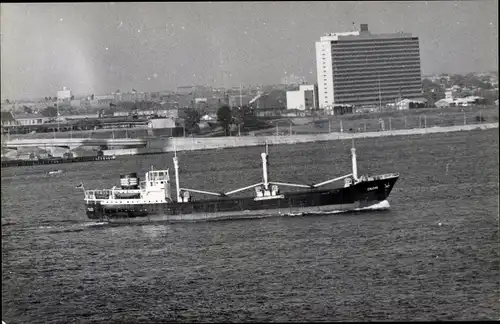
[1,1,498,100]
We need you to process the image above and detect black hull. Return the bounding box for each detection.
[86,176,398,223]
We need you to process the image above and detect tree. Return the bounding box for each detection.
[422,78,445,107]
[184,108,201,133]
[217,105,232,136]
[232,105,254,130]
[41,106,58,117]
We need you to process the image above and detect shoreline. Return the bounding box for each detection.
[1,123,498,166]
[2,123,497,162]
[103,123,498,156]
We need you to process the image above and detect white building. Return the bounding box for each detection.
[57,87,72,102]
[393,98,426,110]
[445,90,454,100]
[435,96,484,108]
[286,84,318,111]
[195,98,207,104]
[14,113,50,126]
[315,24,422,108]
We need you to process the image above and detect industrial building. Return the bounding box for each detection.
[315,24,423,108]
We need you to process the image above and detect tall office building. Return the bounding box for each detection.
[315,24,422,108]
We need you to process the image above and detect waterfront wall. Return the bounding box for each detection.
[102,123,498,156]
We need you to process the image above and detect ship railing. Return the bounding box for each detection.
[311,174,353,188]
[112,188,142,193]
[84,189,113,200]
[369,173,400,181]
[224,181,312,196]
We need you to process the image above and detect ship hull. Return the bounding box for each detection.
[85,175,398,223]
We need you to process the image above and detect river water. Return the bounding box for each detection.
[2,129,499,323]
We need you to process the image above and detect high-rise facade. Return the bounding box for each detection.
[316,24,422,108]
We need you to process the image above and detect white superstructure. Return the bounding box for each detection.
[84,169,173,205]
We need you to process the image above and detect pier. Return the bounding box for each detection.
[1,155,117,168]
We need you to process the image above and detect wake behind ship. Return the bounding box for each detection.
[80,144,399,223]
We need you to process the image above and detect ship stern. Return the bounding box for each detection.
[86,202,105,220]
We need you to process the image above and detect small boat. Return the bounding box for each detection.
[80,142,399,223]
[48,169,63,175]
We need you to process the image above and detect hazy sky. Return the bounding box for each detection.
[1,1,498,100]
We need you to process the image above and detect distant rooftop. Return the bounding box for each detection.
[320,24,414,41]
[14,113,45,119]
[1,111,15,121]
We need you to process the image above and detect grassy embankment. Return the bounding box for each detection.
[257,105,499,135]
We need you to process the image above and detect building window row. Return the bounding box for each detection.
[334,56,421,64]
[333,52,420,62]
[332,48,420,59]
[336,47,420,54]
[333,55,419,64]
[333,68,421,77]
[333,63,421,72]
[332,57,421,67]
[333,67,421,77]
[334,80,422,89]
[334,84,422,95]
[333,52,420,61]
[333,79,422,90]
[333,70,422,84]
[332,61,420,71]
[333,73,421,83]
[335,89,422,99]
[332,43,420,53]
[332,45,420,55]
[331,39,419,48]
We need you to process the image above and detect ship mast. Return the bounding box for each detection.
[351,138,358,181]
[173,149,181,203]
[261,152,269,191]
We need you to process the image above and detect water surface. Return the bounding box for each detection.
[2,129,499,323]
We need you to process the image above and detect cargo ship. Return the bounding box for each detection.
[80,144,399,223]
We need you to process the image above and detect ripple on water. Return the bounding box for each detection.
[1,129,499,323]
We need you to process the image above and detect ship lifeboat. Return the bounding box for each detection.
[120,173,139,189]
